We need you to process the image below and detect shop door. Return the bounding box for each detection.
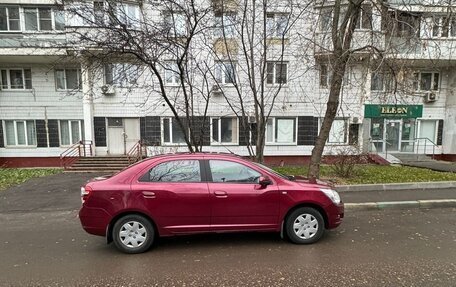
[385,120,401,152]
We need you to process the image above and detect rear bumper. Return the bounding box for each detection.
[326,202,344,229]
[79,206,112,237]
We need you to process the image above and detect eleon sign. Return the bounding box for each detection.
[364,104,423,118]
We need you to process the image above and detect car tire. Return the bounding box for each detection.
[112,214,155,254]
[285,207,325,244]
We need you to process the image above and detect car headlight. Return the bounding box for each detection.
[320,188,341,204]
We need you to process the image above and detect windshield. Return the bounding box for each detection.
[252,162,293,181]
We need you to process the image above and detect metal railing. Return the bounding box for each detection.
[127,140,147,164]
[415,137,438,159]
[60,140,93,169]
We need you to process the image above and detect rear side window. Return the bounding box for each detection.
[209,160,261,183]
[144,160,201,182]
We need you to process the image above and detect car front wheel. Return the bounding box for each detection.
[286,207,325,244]
[112,214,155,254]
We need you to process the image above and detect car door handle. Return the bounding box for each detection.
[214,191,228,198]
[142,191,156,199]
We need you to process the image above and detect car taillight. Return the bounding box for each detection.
[81,186,92,204]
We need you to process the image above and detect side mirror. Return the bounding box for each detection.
[258,176,272,186]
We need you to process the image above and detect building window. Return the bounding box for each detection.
[214,13,236,38]
[266,13,288,37]
[266,118,296,144]
[328,119,348,144]
[413,72,439,92]
[105,63,140,86]
[319,64,330,88]
[116,3,140,29]
[266,62,287,84]
[0,68,32,90]
[431,16,456,38]
[59,120,83,146]
[55,69,82,90]
[419,120,437,142]
[93,1,105,25]
[164,61,180,85]
[164,13,187,37]
[370,72,393,91]
[355,5,372,30]
[0,7,20,31]
[211,118,238,144]
[319,8,333,32]
[4,120,36,146]
[215,61,236,84]
[24,7,65,31]
[162,118,187,144]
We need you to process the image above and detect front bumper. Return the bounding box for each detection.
[327,202,344,229]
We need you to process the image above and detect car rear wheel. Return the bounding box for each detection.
[112,214,155,254]
[286,207,324,244]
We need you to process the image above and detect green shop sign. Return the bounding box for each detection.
[364,104,423,118]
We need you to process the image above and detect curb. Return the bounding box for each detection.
[336,181,456,193]
[345,199,456,211]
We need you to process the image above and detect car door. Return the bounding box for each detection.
[131,159,211,234]
[206,159,280,231]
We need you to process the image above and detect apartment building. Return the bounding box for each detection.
[0,0,455,167]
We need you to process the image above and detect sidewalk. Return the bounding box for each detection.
[338,183,456,211]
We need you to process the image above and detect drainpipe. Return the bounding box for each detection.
[81,57,95,156]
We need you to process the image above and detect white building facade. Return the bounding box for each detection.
[0,0,455,167]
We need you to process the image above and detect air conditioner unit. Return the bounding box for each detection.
[101,84,115,95]
[211,84,222,96]
[424,91,436,103]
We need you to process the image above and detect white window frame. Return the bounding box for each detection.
[266,61,288,85]
[266,12,289,38]
[327,118,348,145]
[265,117,297,145]
[370,72,393,92]
[413,71,440,92]
[0,68,32,90]
[0,6,21,32]
[210,117,239,145]
[431,16,456,38]
[58,120,83,146]
[354,4,372,30]
[116,2,141,30]
[214,12,237,38]
[55,68,82,91]
[215,61,236,85]
[163,61,180,86]
[164,12,187,37]
[161,117,188,145]
[418,119,438,143]
[105,63,141,87]
[23,7,64,32]
[3,120,37,147]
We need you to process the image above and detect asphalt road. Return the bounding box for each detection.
[0,173,455,286]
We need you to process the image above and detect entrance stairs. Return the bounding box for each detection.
[64,156,132,173]
[391,153,456,173]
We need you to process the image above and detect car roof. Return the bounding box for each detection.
[146,152,244,160]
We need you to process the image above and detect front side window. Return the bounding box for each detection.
[147,160,201,182]
[211,118,238,144]
[266,62,287,84]
[328,119,347,144]
[215,61,236,84]
[0,68,32,90]
[4,120,36,146]
[0,6,20,31]
[162,118,186,144]
[105,63,141,86]
[413,72,439,91]
[55,69,82,90]
[59,120,83,146]
[266,13,289,37]
[209,160,261,183]
[214,13,236,38]
[266,118,296,144]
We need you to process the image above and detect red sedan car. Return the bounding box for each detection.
[79,153,344,253]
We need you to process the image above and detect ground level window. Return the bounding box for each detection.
[328,119,348,144]
[162,118,186,144]
[419,120,437,142]
[4,120,36,146]
[211,118,238,144]
[266,118,296,144]
[59,120,83,146]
